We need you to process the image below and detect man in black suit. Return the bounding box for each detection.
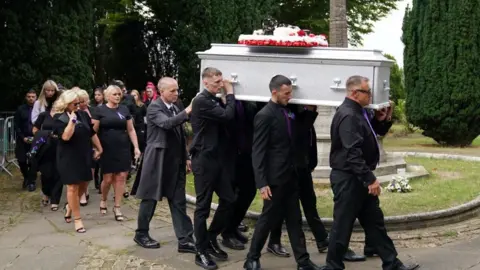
[189,67,236,269]
[221,100,258,250]
[243,75,321,270]
[325,75,419,270]
[14,89,37,191]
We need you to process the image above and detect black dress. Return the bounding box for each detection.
[53,111,95,185]
[34,112,63,203]
[133,104,147,152]
[93,104,132,174]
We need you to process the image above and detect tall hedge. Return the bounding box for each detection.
[402,0,480,146]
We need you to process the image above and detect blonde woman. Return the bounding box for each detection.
[93,85,140,221]
[31,80,60,123]
[53,90,103,233]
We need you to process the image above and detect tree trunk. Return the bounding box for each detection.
[329,0,348,47]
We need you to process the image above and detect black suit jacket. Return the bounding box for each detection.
[329,98,393,186]
[189,89,235,158]
[252,100,300,189]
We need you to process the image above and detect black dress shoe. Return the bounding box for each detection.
[222,237,245,250]
[316,238,329,253]
[27,183,36,192]
[133,234,160,249]
[234,230,249,244]
[364,246,378,257]
[343,248,366,262]
[243,259,261,270]
[195,252,218,270]
[396,263,420,270]
[207,240,228,261]
[267,243,291,257]
[298,260,324,270]
[238,222,249,232]
[178,241,196,254]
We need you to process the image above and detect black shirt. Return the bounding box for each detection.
[329,98,392,186]
[14,103,34,140]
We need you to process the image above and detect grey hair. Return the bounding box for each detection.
[201,67,222,79]
[346,75,369,95]
[157,77,177,92]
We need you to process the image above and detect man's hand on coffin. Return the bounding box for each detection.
[260,186,272,200]
[222,80,234,94]
[374,100,394,122]
[186,100,193,115]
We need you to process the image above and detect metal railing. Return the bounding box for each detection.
[0,116,19,176]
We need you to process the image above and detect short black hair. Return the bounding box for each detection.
[269,75,292,93]
[26,89,36,95]
[111,79,125,89]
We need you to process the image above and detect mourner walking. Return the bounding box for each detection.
[189,67,236,269]
[132,77,195,254]
[14,89,37,191]
[325,75,419,270]
[244,75,321,270]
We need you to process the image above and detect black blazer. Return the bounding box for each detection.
[189,89,235,158]
[252,100,299,189]
[329,98,393,186]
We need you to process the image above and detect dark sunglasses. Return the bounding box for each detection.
[355,89,372,95]
[73,102,80,106]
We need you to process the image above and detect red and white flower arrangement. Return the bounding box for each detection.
[238,26,329,47]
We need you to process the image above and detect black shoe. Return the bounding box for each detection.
[27,183,36,192]
[221,237,245,250]
[267,243,290,257]
[396,262,420,270]
[133,234,160,249]
[343,248,366,262]
[178,241,196,254]
[195,252,218,270]
[207,240,228,261]
[298,260,325,270]
[22,179,28,189]
[234,229,249,244]
[364,246,378,257]
[238,221,248,232]
[243,259,261,270]
[316,238,329,253]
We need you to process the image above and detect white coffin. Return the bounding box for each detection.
[196,44,394,109]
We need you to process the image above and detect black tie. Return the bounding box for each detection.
[169,107,176,115]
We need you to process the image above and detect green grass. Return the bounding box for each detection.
[383,124,480,156]
[186,157,480,217]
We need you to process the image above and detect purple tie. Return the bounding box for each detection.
[363,109,379,150]
[282,108,292,138]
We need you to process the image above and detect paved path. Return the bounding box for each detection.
[1,185,480,270]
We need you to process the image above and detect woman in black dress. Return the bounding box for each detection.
[93,85,140,221]
[32,110,63,211]
[53,90,103,233]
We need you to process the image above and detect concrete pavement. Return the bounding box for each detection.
[0,186,480,270]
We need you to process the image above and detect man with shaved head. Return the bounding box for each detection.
[132,77,196,254]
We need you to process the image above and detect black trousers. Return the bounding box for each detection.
[192,152,235,252]
[16,141,35,185]
[326,170,399,270]
[269,167,328,245]
[222,153,256,237]
[247,177,310,265]
[136,197,194,244]
[39,161,63,204]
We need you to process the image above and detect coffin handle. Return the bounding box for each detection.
[383,80,391,91]
[230,73,239,84]
[330,78,346,91]
[290,75,298,87]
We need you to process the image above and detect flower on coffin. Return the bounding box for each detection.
[386,175,412,193]
[297,29,306,36]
